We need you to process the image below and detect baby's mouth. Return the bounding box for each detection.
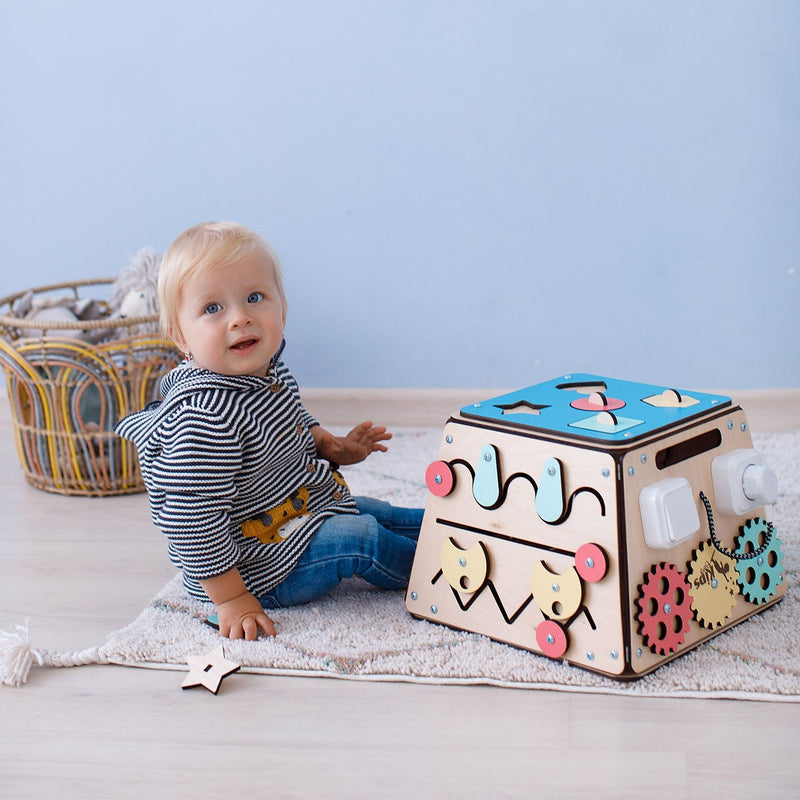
[230,338,259,351]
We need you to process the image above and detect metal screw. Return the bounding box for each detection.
[602,467,610,478]
[663,603,672,614]
[410,591,418,601]
[434,474,442,484]
[546,634,555,645]
[757,556,764,566]
[586,651,595,661]
[628,466,635,477]
[430,605,438,614]
[459,558,467,568]
[728,421,734,430]
[552,583,560,593]
[484,451,492,462]
[741,423,747,432]
[641,454,647,464]
[446,435,453,444]
[711,579,718,589]
[585,558,595,569]
[636,648,643,658]
[547,466,556,476]
[610,650,619,660]
[472,403,482,408]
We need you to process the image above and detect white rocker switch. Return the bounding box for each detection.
[639,477,701,549]
[712,448,778,516]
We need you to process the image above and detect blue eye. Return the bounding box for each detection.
[247,292,264,304]
[204,302,222,315]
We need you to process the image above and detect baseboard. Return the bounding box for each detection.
[300,387,800,433]
[0,385,795,433]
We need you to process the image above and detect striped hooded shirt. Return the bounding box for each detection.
[114,354,357,600]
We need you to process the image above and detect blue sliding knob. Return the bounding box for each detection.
[473,444,501,508]
[536,457,565,523]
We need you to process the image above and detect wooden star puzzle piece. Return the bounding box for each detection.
[181,645,241,694]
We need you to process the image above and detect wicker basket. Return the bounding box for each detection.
[0,279,180,496]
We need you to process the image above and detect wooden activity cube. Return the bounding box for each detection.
[406,374,784,679]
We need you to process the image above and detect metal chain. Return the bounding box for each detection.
[699,491,771,560]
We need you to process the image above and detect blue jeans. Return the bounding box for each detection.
[258,497,423,609]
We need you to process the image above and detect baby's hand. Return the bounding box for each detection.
[315,421,392,466]
[216,591,276,641]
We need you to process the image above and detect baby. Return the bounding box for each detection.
[116,222,423,640]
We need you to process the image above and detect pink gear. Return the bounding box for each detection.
[635,563,693,656]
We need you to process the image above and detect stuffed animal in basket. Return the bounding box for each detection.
[11,293,104,339]
[108,246,162,337]
[10,247,162,342]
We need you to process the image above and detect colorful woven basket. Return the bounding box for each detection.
[0,279,180,496]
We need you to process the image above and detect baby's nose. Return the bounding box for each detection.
[230,305,253,327]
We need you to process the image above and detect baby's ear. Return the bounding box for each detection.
[169,326,187,353]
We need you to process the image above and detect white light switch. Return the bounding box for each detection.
[639,477,701,549]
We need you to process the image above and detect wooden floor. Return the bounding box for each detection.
[1,388,799,799]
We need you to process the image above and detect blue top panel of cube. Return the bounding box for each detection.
[459,374,731,444]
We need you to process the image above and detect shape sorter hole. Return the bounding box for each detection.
[496,400,549,416]
[673,587,685,606]
[460,576,471,591]
[745,567,756,584]
[760,573,770,590]
[672,615,684,634]
[656,622,667,641]
[552,601,564,616]
[555,381,608,394]
[658,576,669,595]
[768,550,778,567]
[648,598,658,617]
[570,393,626,412]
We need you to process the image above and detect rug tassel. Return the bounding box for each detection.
[1,621,109,687]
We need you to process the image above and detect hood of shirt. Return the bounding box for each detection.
[115,341,286,450]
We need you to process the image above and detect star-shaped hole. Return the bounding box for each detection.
[495,401,550,416]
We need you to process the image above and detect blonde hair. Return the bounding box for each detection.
[158,221,287,344]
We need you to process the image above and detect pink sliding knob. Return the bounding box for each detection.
[536,619,568,658]
[425,460,455,497]
[575,543,608,583]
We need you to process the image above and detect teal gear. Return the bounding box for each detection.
[734,518,784,605]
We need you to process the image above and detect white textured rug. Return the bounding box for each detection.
[22,428,800,699]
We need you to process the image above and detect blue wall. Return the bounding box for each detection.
[1,1,797,389]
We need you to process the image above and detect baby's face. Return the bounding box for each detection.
[173,251,285,377]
